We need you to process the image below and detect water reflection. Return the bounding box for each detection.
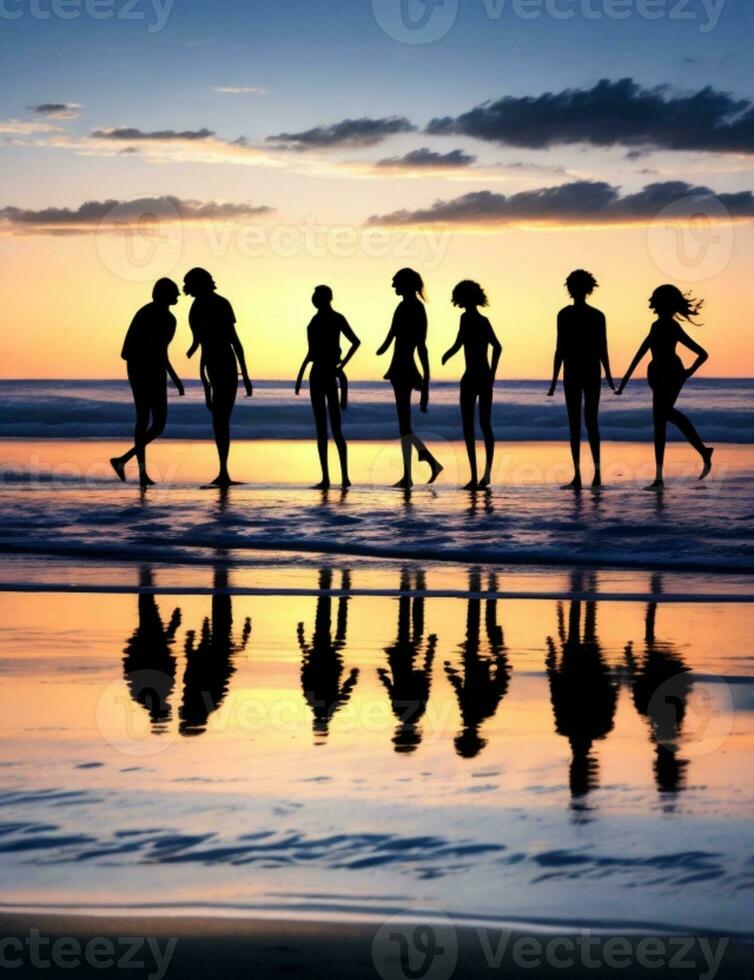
[378,569,437,753]
[179,564,252,736]
[545,571,619,800]
[445,571,511,758]
[122,567,179,733]
[625,574,692,796]
[298,568,359,743]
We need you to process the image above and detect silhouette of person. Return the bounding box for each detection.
[295,286,361,489]
[616,285,713,490]
[298,568,359,742]
[442,281,502,489]
[624,575,692,794]
[183,268,253,487]
[547,270,615,490]
[110,278,184,488]
[377,269,443,488]
[444,571,511,758]
[122,566,180,732]
[179,565,251,736]
[378,569,437,753]
[546,572,618,799]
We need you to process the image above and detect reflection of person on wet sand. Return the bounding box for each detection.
[378,569,437,753]
[123,567,180,732]
[445,571,511,758]
[546,573,618,798]
[298,568,358,742]
[179,566,251,736]
[624,574,692,794]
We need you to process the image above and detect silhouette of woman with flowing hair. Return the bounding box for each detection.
[295,286,361,489]
[547,270,615,490]
[377,269,443,488]
[546,572,618,800]
[183,268,253,487]
[110,278,184,488]
[616,285,713,490]
[624,574,692,795]
[378,569,437,753]
[122,566,180,733]
[442,281,502,489]
[444,571,510,758]
[298,568,359,743]
[179,564,251,736]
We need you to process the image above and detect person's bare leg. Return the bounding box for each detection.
[311,388,330,489]
[478,385,494,488]
[646,397,667,490]
[329,395,350,488]
[584,382,602,488]
[563,382,582,490]
[394,386,413,488]
[210,408,235,486]
[667,407,713,479]
[461,387,478,489]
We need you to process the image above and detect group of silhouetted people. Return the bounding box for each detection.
[111,267,714,492]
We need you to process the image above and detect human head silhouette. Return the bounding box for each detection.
[565,269,598,302]
[152,277,180,306]
[392,267,425,301]
[452,280,488,310]
[649,284,703,323]
[312,284,333,310]
[183,267,216,297]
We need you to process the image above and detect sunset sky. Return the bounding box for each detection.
[1,0,753,380]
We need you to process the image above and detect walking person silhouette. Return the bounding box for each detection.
[377,268,443,489]
[442,280,502,489]
[110,278,184,488]
[616,285,713,490]
[547,270,615,490]
[295,285,361,489]
[183,268,252,487]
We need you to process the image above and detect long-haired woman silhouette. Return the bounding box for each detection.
[295,285,361,489]
[110,278,184,488]
[616,285,713,490]
[183,268,252,487]
[442,280,502,489]
[377,268,443,489]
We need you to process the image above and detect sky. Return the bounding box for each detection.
[1,0,753,379]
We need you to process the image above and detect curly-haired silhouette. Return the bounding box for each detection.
[377,269,443,488]
[183,268,253,487]
[547,270,615,490]
[298,568,359,742]
[442,281,502,489]
[445,571,511,758]
[179,565,251,736]
[617,285,713,490]
[546,573,618,799]
[122,566,180,732]
[624,575,692,794]
[110,278,184,488]
[378,569,437,753]
[295,286,361,489]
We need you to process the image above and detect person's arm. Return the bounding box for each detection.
[166,357,185,396]
[376,311,397,356]
[616,334,652,394]
[338,317,361,370]
[230,322,253,397]
[488,320,502,379]
[200,354,212,409]
[547,312,564,396]
[417,310,430,412]
[295,353,311,395]
[599,313,616,392]
[441,324,463,366]
[677,325,709,380]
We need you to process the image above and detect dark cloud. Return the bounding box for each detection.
[377,147,475,169]
[368,180,754,226]
[91,127,215,141]
[28,102,81,118]
[0,196,273,233]
[267,116,416,149]
[426,78,754,154]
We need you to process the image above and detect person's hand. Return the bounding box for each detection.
[546,383,556,397]
[614,380,625,395]
[295,379,302,396]
[176,381,185,397]
[420,384,429,413]
[441,351,450,366]
[606,377,616,394]
[244,378,253,397]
